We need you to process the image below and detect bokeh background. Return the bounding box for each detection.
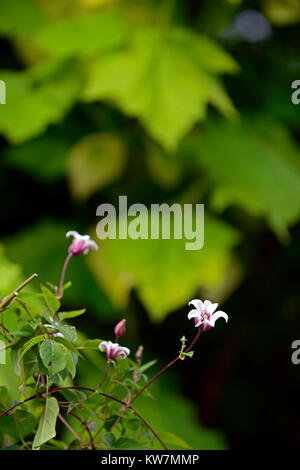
[1,0,300,449]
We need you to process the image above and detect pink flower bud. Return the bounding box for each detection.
[114,319,126,338]
[135,345,143,362]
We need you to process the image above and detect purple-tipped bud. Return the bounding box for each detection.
[135,345,143,362]
[114,319,126,338]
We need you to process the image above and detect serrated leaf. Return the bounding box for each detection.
[32,397,59,449]
[183,351,194,358]
[88,214,240,320]
[83,26,237,150]
[33,10,125,58]
[0,59,82,144]
[185,116,300,237]
[0,0,46,36]
[64,347,76,379]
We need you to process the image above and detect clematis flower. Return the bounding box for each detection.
[66,231,98,256]
[187,299,228,331]
[99,341,130,360]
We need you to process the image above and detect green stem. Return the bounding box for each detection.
[57,253,73,300]
[58,411,82,443]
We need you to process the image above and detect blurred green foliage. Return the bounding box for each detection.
[0,0,300,450]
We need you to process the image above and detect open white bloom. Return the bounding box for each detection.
[188,299,228,331]
[66,231,98,256]
[99,341,130,360]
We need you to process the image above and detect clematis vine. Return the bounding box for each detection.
[99,341,130,360]
[188,299,228,331]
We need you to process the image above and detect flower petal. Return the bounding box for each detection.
[117,346,130,359]
[66,230,79,239]
[187,309,201,320]
[208,311,228,327]
[188,299,204,312]
[99,341,108,352]
[206,302,218,315]
[83,240,98,254]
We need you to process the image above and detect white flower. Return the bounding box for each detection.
[66,231,98,256]
[187,299,228,331]
[99,341,130,360]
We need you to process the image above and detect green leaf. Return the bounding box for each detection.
[185,116,300,237]
[20,335,45,360]
[1,409,38,440]
[32,397,59,449]
[139,359,158,374]
[0,59,82,144]
[40,340,67,376]
[183,351,194,358]
[101,432,116,449]
[64,348,76,379]
[67,132,127,201]
[158,431,193,450]
[83,26,237,150]
[58,309,86,321]
[115,438,144,450]
[40,285,60,315]
[82,339,103,350]
[53,336,83,359]
[0,0,46,36]
[33,10,125,58]
[3,127,75,182]
[88,214,240,320]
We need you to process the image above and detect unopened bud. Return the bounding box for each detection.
[114,319,126,338]
[135,345,144,362]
